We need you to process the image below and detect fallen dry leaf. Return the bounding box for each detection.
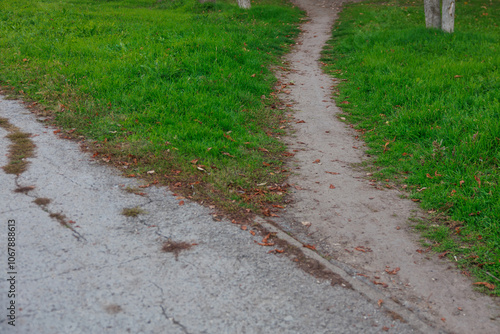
[377,299,383,307]
[301,221,311,227]
[438,251,449,258]
[325,171,339,175]
[303,244,316,250]
[384,267,400,275]
[373,281,388,288]
[296,120,306,124]
[241,225,247,230]
[473,282,495,290]
[474,175,481,187]
[223,133,235,142]
[257,242,275,246]
[329,184,335,189]
[250,230,256,236]
[268,249,284,254]
[313,159,321,163]
[178,201,185,206]
[354,246,372,252]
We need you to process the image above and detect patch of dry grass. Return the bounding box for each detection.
[0,117,36,175]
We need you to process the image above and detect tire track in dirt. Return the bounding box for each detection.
[272,0,500,333]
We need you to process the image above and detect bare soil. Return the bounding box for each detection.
[272,0,500,333]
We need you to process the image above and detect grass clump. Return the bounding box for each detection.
[121,207,146,217]
[322,0,500,294]
[0,0,303,213]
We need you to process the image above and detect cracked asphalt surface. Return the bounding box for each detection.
[0,96,421,333]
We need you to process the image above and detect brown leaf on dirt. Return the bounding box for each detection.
[329,184,335,189]
[268,249,284,254]
[313,159,321,163]
[262,208,271,216]
[178,201,185,206]
[382,326,389,331]
[250,230,256,236]
[474,175,481,187]
[441,318,446,322]
[325,171,339,175]
[473,282,495,290]
[272,205,285,209]
[241,225,247,230]
[354,246,372,252]
[303,244,316,250]
[373,281,388,288]
[378,299,383,307]
[411,199,420,202]
[296,120,306,124]
[385,267,400,275]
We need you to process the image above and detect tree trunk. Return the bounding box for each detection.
[441,0,455,33]
[237,0,251,9]
[424,0,441,29]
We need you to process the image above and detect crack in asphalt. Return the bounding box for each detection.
[24,255,151,283]
[153,283,191,334]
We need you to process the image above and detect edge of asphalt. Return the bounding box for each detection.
[256,217,445,333]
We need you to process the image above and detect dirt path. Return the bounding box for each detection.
[272,0,500,332]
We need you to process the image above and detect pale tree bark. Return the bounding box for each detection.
[441,0,456,33]
[237,0,251,9]
[424,0,441,29]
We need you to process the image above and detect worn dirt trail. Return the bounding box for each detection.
[272,0,500,333]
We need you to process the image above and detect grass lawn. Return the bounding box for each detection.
[0,0,303,213]
[322,0,500,294]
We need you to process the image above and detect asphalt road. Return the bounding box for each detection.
[0,95,424,333]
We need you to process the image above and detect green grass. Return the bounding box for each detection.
[322,0,500,294]
[0,0,303,212]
